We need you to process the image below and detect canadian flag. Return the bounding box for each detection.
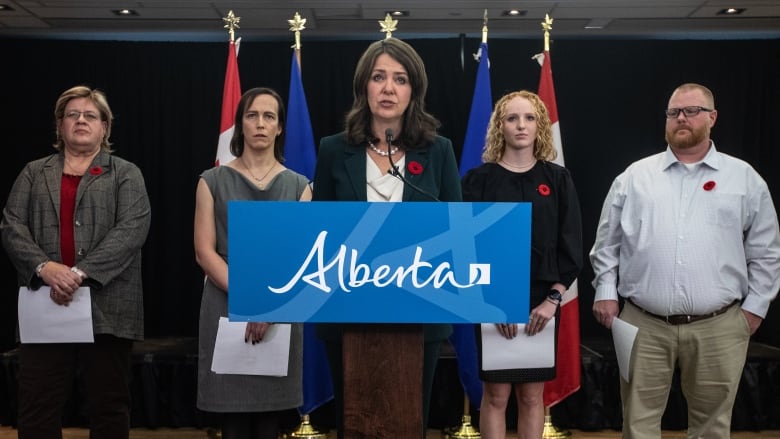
[537,50,581,408]
[215,38,241,166]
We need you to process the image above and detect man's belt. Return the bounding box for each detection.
[627,299,739,325]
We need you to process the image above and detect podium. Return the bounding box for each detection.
[228,202,533,437]
[343,324,423,438]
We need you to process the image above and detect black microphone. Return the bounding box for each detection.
[385,128,400,176]
[385,128,440,202]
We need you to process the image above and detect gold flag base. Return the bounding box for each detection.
[283,414,328,439]
[444,414,481,439]
[541,414,571,439]
[205,428,221,439]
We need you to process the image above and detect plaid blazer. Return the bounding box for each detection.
[1,151,151,340]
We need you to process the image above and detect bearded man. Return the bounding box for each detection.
[589,83,780,438]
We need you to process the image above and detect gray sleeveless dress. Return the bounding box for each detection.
[197,166,307,412]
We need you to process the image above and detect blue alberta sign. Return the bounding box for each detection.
[228,201,530,324]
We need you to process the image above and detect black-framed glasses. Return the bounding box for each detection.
[665,106,713,118]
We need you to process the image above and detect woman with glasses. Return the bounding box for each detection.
[1,85,151,438]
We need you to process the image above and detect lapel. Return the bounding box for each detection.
[43,154,64,218]
[343,144,368,201]
[402,147,430,201]
[76,152,111,201]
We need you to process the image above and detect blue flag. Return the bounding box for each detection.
[284,50,334,414]
[284,52,317,181]
[450,41,492,409]
[458,41,492,177]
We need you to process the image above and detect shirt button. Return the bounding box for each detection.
[74,220,82,227]
[77,248,85,256]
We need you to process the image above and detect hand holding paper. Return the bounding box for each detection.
[611,317,638,382]
[211,317,291,376]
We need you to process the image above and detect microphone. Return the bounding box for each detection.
[385,128,440,202]
[385,128,400,176]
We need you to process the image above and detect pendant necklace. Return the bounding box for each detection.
[241,158,277,186]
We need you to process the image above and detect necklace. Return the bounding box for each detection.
[500,159,537,171]
[64,153,96,176]
[241,158,277,186]
[367,140,399,157]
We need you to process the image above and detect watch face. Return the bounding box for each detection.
[549,291,562,301]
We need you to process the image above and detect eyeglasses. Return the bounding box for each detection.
[64,110,101,122]
[665,106,713,118]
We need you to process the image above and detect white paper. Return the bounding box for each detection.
[18,286,94,343]
[480,318,556,371]
[211,317,291,376]
[611,317,639,382]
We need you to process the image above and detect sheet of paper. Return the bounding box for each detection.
[611,317,639,382]
[18,286,94,343]
[480,318,556,371]
[211,317,291,376]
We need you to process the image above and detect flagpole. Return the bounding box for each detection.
[288,12,305,68]
[284,15,327,438]
[539,16,572,439]
[223,9,239,43]
[447,11,489,439]
[379,13,398,39]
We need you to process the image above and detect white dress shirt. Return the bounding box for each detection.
[590,143,780,318]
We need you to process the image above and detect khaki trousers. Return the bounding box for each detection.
[619,301,749,439]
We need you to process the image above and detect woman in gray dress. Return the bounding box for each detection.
[194,87,312,439]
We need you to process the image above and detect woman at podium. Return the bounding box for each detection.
[312,37,462,438]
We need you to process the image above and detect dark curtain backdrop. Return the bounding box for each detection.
[0,37,778,352]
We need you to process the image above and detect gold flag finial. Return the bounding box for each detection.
[223,10,240,43]
[481,9,488,44]
[541,14,553,52]
[379,13,398,39]
[288,12,307,51]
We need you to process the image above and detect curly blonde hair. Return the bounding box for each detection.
[482,90,556,163]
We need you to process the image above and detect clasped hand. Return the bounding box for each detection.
[40,261,84,306]
[497,300,557,338]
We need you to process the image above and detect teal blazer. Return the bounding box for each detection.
[312,132,462,341]
[313,132,462,203]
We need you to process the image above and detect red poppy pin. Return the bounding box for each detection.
[703,180,716,191]
[89,166,103,176]
[407,161,423,175]
[537,184,551,196]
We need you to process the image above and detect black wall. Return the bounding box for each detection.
[1,36,778,350]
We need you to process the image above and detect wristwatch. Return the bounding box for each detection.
[70,266,88,280]
[35,260,49,278]
[547,289,563,304]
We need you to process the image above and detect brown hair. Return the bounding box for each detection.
[345,38,440,149]
[229,87,287,161]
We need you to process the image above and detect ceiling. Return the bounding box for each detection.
[1,0,779,41]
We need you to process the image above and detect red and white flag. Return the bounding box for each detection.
[216,38,241,166]
[537,50,581,408]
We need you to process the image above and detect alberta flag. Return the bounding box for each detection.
[537,50,582,408]
[459,41,492,176]
[216,38,241,166]
[283,52,317,182]
[283,50,334,415]
[449,40,492,410]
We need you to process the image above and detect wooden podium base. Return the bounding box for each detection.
[342,324,423,439]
